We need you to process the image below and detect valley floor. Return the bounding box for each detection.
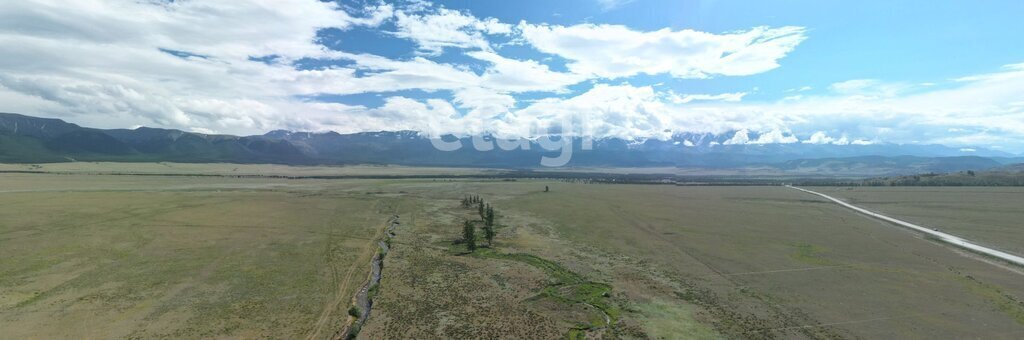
[2,166,1023,338]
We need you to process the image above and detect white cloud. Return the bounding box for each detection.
[596,0,636,11]
[452,87,516,120]
[506,84,673,140]
[393,8,510,55]
[668,92,747,104]
[518,23,806,79]
[284,49,586,96]
[721,129,797,145]
[751,129,798,144]
[286,53,482,95]
[803,131,849,145]
[0,0,808,139]
[1,0,1023,152]
[189,127,218,135]
[294,72,1024,148]
[670,64,1024,149]
[466,51,585,93]
[0,0,390,134]
[828,79,911,98]
[723,129,751,145]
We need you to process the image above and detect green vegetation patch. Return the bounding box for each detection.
[634,300,721,339]
[475,249,620,335]
[955,274,1024,325]
[789,242,835,266]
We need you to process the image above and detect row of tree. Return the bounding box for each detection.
[789,171,1024,187]
[460,195,483,208]
[460,195,497,251]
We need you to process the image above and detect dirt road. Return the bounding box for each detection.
[788,185,1024,267]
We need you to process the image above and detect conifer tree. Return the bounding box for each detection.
[483,223,495,247]
[462,220,476,251]
[485,206,494,227]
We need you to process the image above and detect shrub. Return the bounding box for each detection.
[348,306,361,318]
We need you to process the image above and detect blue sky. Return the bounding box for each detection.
[341,0,1023,102]
[1,0,1023,151]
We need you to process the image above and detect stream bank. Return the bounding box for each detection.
[338,215,399,339]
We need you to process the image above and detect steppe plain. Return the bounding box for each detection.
[2,164,1022,339]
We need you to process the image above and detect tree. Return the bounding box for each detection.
[485,206,494,227]
[478,201,485,219]
[483,223,495,247]
[545,185,549,192]
[462,220,476,251]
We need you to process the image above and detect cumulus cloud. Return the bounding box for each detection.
[496,84,669,139]
[679,64,1024,149]
[723,129,752,145]
[803,131,849,145]
[393,7,511,55]
[1,0,1023,152]
[721,129,795,145]
[752,130,799,144]
[452,87,516,121]
[668,92,747,104]
[518,23,807,79]
[0,0,807,138]
[466,51,585,93]
[0,0,390,133]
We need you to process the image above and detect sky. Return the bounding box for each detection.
[1,0,1024,152]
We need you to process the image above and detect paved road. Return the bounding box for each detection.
[787,185,1024,267]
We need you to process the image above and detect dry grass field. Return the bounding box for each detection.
[495,184,1024,338]
[358,180,1024,339]
[2,165,1023,339]
[0,173,395,338]
[813,186,1024,255]
[0,162,497,177]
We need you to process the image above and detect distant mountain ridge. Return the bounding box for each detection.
[0,113,308,163]
[0,112,1017,174]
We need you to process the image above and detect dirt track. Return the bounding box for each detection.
[789,185,1024,268]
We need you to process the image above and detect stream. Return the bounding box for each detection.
[340,215,399,339]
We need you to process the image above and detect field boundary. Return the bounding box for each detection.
[787,185,1024,267]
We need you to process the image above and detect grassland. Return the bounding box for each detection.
[363,181,1024,338]
[497,184,1024,338]
[3,165,1024,339]
[0,173,397,338]
[0,162,498,177]
[813,187,1024,255]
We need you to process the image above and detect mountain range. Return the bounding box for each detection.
[1,112,1020,175]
